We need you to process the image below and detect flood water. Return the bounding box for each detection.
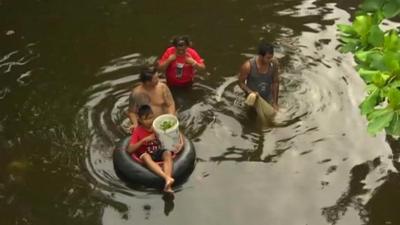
[1,0,400,224]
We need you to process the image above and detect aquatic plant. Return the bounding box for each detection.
[338,0,400,136]
[159,120,176,131]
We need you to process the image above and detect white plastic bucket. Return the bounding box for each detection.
[152,114,180,150]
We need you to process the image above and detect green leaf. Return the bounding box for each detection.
[355,49,378,62]
[383,52,400,72]
[372,72,389,87]
[358,68,380,83]
[367,106,391,120]
[340,36,358,43]
[388,87,400,109]
[337,24,357,35]
[368,25,385,47]
[367,108,394,134]
[389,80,400,89]
[353,15,372,42]
[382,1,400,18]
[372,10,385,24]
[340,42,358,53]
[369,52,388,71]
[339,33,360,53]
[366,84,379,93]
[384,30,400,51]
[360,0,386,11]
[340,37,360,53]
[386,111,400,136]
[360,89,380,115]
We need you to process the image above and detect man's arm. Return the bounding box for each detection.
[162,84,176,114]
[271,59,280,109]
[173,132,185,153]
[238,61,253,94]
[128,92,138,128]
[128,89,150,129]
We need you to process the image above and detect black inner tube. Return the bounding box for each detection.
[113,136,196,188]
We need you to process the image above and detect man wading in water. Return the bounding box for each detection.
[128,67,176,130]
[238,41,280,119]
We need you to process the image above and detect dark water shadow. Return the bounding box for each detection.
[321,157,382,225]
[162,193,175,216]
[365,171,400,225]
[387,136,400,172]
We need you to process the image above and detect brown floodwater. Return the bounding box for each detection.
[1,0,399,224]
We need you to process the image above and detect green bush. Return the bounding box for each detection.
[338,0,400,136]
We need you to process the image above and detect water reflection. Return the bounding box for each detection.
[162,193,175,216]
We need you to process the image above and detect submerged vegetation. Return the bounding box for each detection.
[338,0,400,137]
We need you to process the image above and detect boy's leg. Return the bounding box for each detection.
[162,151,173,178]
[142,153,174,193]
[141,153,168,180]
[162,151,174,193]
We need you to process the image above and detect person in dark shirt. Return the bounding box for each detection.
[238,41,280,110]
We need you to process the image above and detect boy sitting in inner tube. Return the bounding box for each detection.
[126,104,183,193]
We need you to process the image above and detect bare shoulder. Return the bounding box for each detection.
[241,60,251,69]
[131,85,149,100]
[132,83,143,93]
[158,82,170,91]
[239,60,251,75]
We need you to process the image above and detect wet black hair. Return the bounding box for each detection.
[257,41,274,56]
[139,67,156,83]
[137,104,153,119]
[172,35,191,47]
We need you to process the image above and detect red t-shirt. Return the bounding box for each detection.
[159,46,204,87]
[129,126,162,159]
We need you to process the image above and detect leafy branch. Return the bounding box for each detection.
[338,0,400,136]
